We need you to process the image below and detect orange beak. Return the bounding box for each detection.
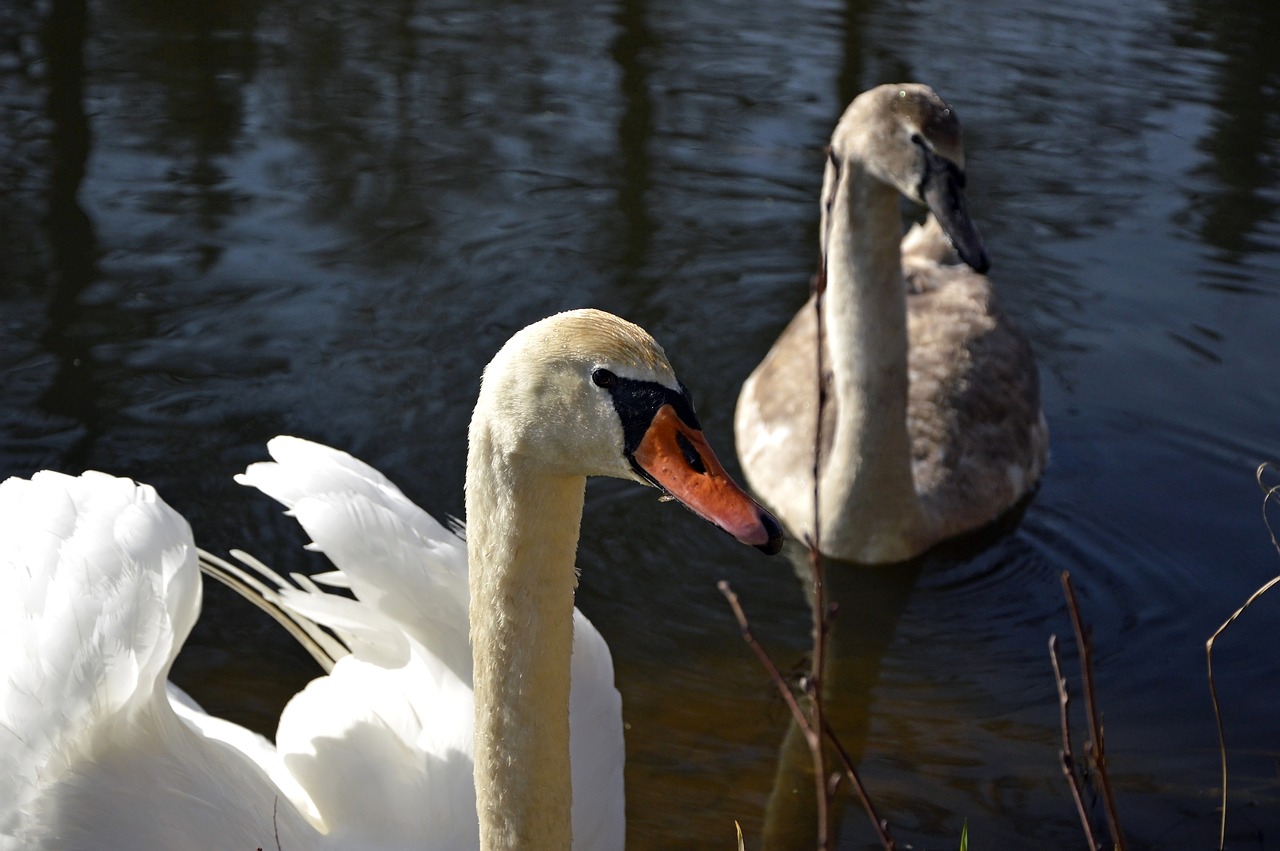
[630,405,783,554]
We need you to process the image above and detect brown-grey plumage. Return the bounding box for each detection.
[735,84,1048,564]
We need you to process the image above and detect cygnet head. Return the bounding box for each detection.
[825,82,990,272]
[473,309,783,554]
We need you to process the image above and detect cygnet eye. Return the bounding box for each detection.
[592,368,617,388]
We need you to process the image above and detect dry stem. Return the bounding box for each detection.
[820,717,895,849]
[1059,572,1126,851]
[806,264,830,847]
[1206,462,1280,850]
[718,581,815,739]
[1049,634,1099,851]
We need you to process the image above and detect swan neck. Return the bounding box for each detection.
[467,426,584,851]
[820,161,925,557]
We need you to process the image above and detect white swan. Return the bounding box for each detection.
[0,308,782,850]
[735,83,1048,564]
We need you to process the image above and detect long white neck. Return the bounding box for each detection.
[467,419,584,851]
[818,160,926,561]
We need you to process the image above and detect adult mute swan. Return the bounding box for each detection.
[735,83,1048,564]
[0,309,783,851]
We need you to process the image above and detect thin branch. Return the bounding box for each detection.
[821,717,896,850]
[1060,572,1125,851]
[718,581,816,740]
[1049,635,1099,851]
[1206,462,1280,850]
[803,541,830,849]
[807,263,831,848]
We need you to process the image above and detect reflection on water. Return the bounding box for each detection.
[39,0,98,470]
[1178,1,1280,262]
[3,0,1280,847]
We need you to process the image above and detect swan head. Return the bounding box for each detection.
[473,309,783,554]
[827,82,990,273]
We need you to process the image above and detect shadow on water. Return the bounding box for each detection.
[112,0,258,230]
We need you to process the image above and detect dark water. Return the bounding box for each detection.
[4,0,1280,847]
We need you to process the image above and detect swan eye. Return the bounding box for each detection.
[910,132,926,148]
[592,368,617,388]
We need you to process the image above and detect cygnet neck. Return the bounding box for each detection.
[819,159,927,561]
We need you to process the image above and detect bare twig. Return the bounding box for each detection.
[807,263,831,848]
[718,581,816,738]
[821,718,896,850]
[1049,634,1100,851]
[1206,462,1280,850]
[1060,572,1125,851]
[803,541,830,849]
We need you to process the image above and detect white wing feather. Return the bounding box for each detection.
[0,438,625,850]
[0,471,318,850]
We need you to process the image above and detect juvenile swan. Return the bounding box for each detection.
[735,84,1047,563]
[0,309,782,851]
